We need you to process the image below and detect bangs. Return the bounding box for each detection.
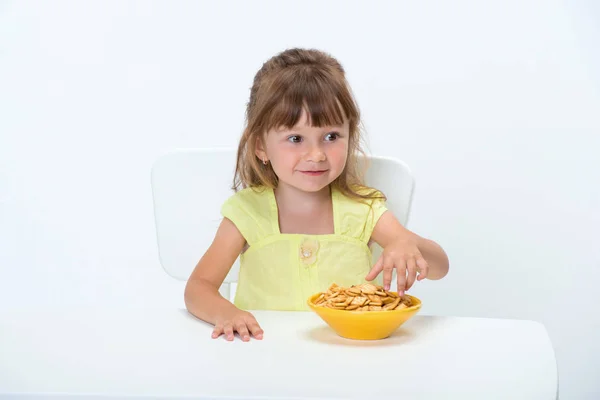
[262,66,358,132]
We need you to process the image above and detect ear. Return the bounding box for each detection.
[254,135,268,163]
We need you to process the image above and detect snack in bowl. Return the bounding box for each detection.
[307,283,422,340]
[312,283,413,311]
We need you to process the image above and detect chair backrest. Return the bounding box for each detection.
[151,148,414,299]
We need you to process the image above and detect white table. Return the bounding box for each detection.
[0,308,557,399]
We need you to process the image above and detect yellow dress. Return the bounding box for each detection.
[220,185,387,311]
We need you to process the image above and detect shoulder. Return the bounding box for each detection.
[335,185,386,209]
[334,185,388,242]
[220,186,274,244]
[222,186,271,213]
[354,184,386,198]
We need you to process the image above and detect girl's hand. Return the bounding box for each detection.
[212,309,264,342]
[365,237,430,296]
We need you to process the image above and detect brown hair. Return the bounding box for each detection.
[233,47,384,202]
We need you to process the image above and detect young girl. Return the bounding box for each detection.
[184,48,449,342]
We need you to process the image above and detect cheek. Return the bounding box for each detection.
[267,144,299,170]
[328,143,349,165]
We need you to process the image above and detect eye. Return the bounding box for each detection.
[324,132,340,141]
[287,135,302,143]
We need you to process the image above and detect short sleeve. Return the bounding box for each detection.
[220,187,273,245]
[336,188,388,243]
[365,196,388,238]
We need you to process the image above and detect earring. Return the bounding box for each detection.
[262,158,268,165]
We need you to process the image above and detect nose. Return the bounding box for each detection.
[306,143,326,163]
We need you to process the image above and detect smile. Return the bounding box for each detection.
[300,170,327,176]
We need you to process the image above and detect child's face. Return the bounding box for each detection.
[257,109,349,193]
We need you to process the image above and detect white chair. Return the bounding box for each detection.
[151,148,415,300]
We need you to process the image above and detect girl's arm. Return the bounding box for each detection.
[184,217,263,341]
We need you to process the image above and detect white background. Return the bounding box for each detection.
[1,0,599,398]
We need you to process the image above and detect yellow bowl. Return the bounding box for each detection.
[307,292,422,340]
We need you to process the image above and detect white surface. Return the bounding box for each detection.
[0,309,557,400]
[150,149,414,293]
[1,1,599,398]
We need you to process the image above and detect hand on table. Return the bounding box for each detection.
[212,309,263,342]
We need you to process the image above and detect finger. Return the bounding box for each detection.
[396,259,407,296]
[212,324,223,339]
[234,321,250,342]
[365,255,383,281]
[382,257,395,291]
[246,317,264,340]
[416,257,429,280]
[406,257,417,291]
[223,322,235,341]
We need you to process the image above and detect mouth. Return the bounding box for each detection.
[300,170,328,176]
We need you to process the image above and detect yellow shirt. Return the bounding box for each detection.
[221,185,387,311]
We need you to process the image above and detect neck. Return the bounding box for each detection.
[274,183,331,213]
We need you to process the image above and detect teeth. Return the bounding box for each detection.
[313,283,413,311]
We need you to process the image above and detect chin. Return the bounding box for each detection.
[295,181,333,193]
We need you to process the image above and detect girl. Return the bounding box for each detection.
[184,48,449,342]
